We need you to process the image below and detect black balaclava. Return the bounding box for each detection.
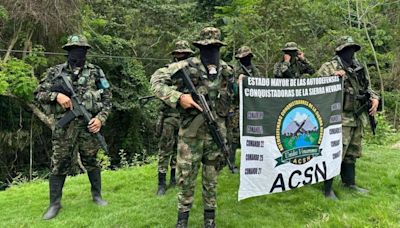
[337,46,356,67]
[284,50,298,64]
[173,53,190,62]
[239,55,252,67]
[199,45,220,79]
[68,46,88,70]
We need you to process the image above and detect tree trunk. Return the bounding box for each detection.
[22,29,34,58]
[3,23,22,62]
[363,20,384,111]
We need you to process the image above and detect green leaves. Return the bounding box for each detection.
[0,58,38,101]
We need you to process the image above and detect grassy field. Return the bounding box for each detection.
[1,144,400,227]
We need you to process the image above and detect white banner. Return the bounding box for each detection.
[238,77,343,200]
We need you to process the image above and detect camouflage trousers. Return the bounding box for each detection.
[177,134,222,212]
[158,122,178,173]
[51,119,100,175]
[226,108,240,146]
[227,109,240,165]
[342,125,363,164]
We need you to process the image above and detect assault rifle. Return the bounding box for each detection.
[51,72,109,153]
[355,90,378,135]
[239,63,253,77]
[179,67,235,173]
[139,95,156,107]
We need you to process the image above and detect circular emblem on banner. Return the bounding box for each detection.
[275,100,323,166]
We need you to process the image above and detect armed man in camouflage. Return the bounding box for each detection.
[273,42,315,78]
[317,36,379,200]
[35,35,112,219]
[227,45,262,173]
[151,27,235,228]
[156,40,194,196]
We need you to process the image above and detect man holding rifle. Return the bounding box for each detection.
[317,36,379,200]
[151,27,235,228]
[35,34,112,219]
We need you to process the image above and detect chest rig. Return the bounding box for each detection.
[180,58,230,118]
[336,57,366,112]
[52,63,105,115]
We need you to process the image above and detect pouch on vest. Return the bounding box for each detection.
[343,81,355,112]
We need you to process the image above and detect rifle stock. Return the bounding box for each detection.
[355,91,377,135]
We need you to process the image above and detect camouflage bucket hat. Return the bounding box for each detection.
[281,42,299,51]
[235,46,254,59]
[335,36,361,52]
[193,27,226,48]
[171,40,195,54]
[62,34,91,50]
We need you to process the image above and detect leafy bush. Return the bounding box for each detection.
[364,113,399,145]
[0,58,38,101]
[96,149,111,170]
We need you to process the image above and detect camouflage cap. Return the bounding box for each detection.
[335,36,361,52]
[235,46,254,59]
[192,27,226,48]
[281,42,299,51]
[171,40,195,54]
[62,34,91,50]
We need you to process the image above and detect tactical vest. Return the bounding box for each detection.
[335,57,365,113]
[46,63,107,118]
[175,57,233,132]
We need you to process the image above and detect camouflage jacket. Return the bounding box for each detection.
[273,58,315,78]
[235,63,262,78]
[35,62,112,125]
[317,56,379,127]
[150,57,235,137]
[159,62,181,121]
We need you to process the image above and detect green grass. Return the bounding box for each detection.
[1,144,400,227]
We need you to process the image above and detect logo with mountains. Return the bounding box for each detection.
[275,100,324,166]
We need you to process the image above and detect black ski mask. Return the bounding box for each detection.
[239,55,252,67]
[284,50,298,64]
[68,46,88,70]
[199,45,220,79]
[337,47,356,66]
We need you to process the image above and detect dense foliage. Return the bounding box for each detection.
[0,0,399,187]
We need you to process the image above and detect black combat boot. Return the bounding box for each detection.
[176,211,189,228]
[170,168,176,187]
[323,178,338,200]
[88,169,108,206]
[204,209,216,228]
[341,163,368,193]
[157,172,167,195]
[43,174,66,220]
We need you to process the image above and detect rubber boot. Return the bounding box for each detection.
[342,163,368,193]
[170,168,176,187]
[323,178,338,200]
[43,174,66,220]
[88,170,108,206]
[204,209,216,228]
[229,143,239,174]
[157,172,167,195]
[176,211,189,228]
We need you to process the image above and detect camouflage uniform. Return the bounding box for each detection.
[157,40,194,195]
[36,63,112,175]
[35,35,112,220]
[273,42,315,78]
[227,46,263,171]
[318,36,379,198]
[151,27,234,227]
